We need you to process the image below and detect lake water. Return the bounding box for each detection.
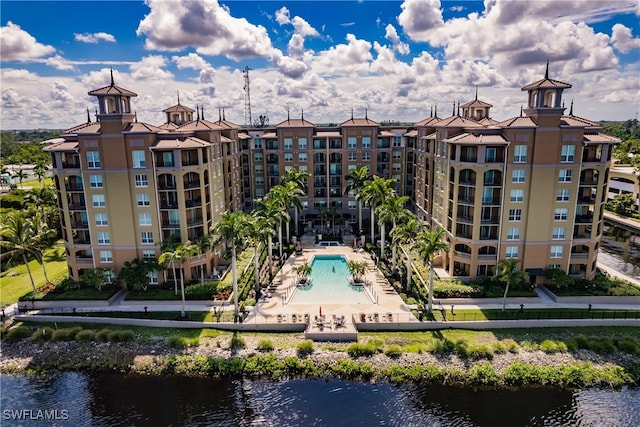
[1,372,638,426]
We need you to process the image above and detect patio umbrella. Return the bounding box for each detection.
[353,237,357,248]
[319,306,322,317]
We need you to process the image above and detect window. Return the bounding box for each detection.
[89,175,103,188]
[283,153,293,162]
[143,250,156,259]
[162,152,174,167]
[549,264,562,270]
[348,200,357,209]
[137,193,150,206]
[92,194,106,207]
[141,231,154,244]
[347,137,357,149]
[550,245,564,258]
[168,210,180,225]
[514,145,527,163]
[508,209,522,221]
[558,169,572,182]
[148,270,158,284]
[95,213,108,226]
[97,232,110,245]
[512,169,525,183]
[132,150,146,168]
[393,136,401,147]
[392,163,401,171]
[298,153,307,162]
[253,138,263,149]
[554,208,568,221]
[485,148,497,162]
[510,189,524,202]
[283,138,293,149]
[103,269,115,284]
[99,250,113,263]
[139,213,152,226]
[507,227,520,240]
[298,138,307,149]
[393,151,402,159]
[561,145,575,162]
[505,246,519,259]
[135,174,148,187]
[348,152,357,161]
[552,227,566,240]
[87,151,100,168]
[362,137,371,149]
[298,165,307,172]
[255,165,264,173]
[254,152,263,161]
[362,152,371,161]
[556,188,570,201]
[255,176,264,185]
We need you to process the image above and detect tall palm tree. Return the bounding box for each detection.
[211,210,252,318]
[496,258,527,311]
[360,176,395,248]
[0,214,39,292]
[248,214,276,297]
[29,211,56,284]
[376,195,410,261]
[25,186,56,224]
[157,235,181,294]
[159,242,196,318]
[344,166,371,235]
[281,168,311,236]
[416,227,450,313]
[33,162,48,184]
[390,214,427,291]
[193,234,211,286]
[254,197,280,273]
[12,168,28,189]
[264,185,293,259]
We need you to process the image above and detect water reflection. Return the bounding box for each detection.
[1,373,639,427]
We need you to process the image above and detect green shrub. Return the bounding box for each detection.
[492,341,506,354]
[95,329,112,342]
[470,362,499,385]
[51,327,82,341]
[5,326,31,342]
[431,339,455,354]
[384,345,403,359]
[616,338,640,354]
[501,338,519,353]
[256,339,275,352]
[540,340,568,354]
[467,344,493,360]
[75,330,96,342]
[230,335,246,350]
[347,340,383,358]
[166,335,187,348]
[296,340,314,357]
[30,327,54,341]
[107,330,134,342]
[184,283,218,299]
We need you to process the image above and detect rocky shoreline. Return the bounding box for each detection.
[2,334,639,388]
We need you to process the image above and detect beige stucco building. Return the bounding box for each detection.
[45,65,618,285]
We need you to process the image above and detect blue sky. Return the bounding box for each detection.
[1,0,639,129]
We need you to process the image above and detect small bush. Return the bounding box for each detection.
[107,330,134,343]
[492,341,506,354]
[184,283,218,300]
[297,340,314,357]
[30,327,54,341]
[471,362,499,385]
[616,338,640,354]
[95,329,112,342]
[230,335,246,350]
[468,344,493,360]
[431,339,455,354]
[256,339,275,352]
[501,338,519,353]
[384,345,403,359]
[347,340,383,358]
[540,340,568,354]
[75,330,96,342]
[166,335,187,348]
[51,327,82,341]
[5,326,31,342]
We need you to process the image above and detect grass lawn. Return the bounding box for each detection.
[422,307,640,322]
[17,178,54,188]
[53,310,229,322]
[1,241,68,307]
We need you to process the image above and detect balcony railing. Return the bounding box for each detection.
[68,203,87,210]
[75,256,94,265]
[65,185,84,191]
[575,215,594,223]
[162,221,181,228]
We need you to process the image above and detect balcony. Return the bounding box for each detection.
[162,221,181,228]
[158,182,177,190]
[183,180,201,189]
[61,160,81,169]
[185,199,202,208]
[68,203,87,210]
[480,216,500,224]
[482,198,501,206]
[575,214,594,223]
[457,215,473,225]
[577,197,596,205]
[457,197,475,205]
[187,217,204,227]
[70,221,89,229]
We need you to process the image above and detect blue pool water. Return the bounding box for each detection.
[290,255,372,304]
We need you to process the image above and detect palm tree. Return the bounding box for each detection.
[12,168,28,189]
[264,185,293,259]
[193,235,211,286]
[360,176,395,249]
[281,168,310,236]
[159,242,196,318]
[248,214,275,297]
[391,214,427,291]
[344,166,371,235]
[211,210,252,319]
[25,186,56,224]
[0,214,39,292]
[347,260,368,284]
[157,235,181,294]
[416,227,450,313]
[376,195,410,261]
[292,261,312,284]
[29,211,55,284]
[33,162,48,184]
[496,258,527,311]
[254,197,280,273]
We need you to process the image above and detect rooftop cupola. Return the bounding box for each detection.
[162,91,195,125]
[87,69,137,130]
[520,61,571,125]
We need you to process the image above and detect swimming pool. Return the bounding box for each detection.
[289,255,372,304]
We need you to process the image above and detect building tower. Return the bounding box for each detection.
[243,66,252,127]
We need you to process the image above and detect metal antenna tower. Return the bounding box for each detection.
[243,66,252,126]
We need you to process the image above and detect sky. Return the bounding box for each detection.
[1,0,639,130]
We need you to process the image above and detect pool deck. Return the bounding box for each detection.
[245,235,417,340]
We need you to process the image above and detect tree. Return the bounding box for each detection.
[159,242,196,318]
[29,211,55,284]
[254,197,280,273]
[80,268,108,291]
[0,214,39,292]
[157,236,181,294]
[360,176,395,250]
[376,195,410,261]
[496,258,528,311]
[33,162,48,184]
[292,261,312,284]
[193,235,211,286]
[416,227,450,313]
[347,260,368,284]
[211,211,252,319]
[607,193,635,216]
[344,166,371,235]
[264,185,294,259]
[248,214,275,297]
[281,168,311,235]
[391,214,427,291]
[117,258,158,292]
[12,168,28,189]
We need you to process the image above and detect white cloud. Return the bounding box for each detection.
[0,22,56,61]
[384,24,410,55]
[312,34,373,76]
[74,32,116,44]
[129,55,174,81]
[199,67,216,84]
[45,55,75,71]
[172,53,211,70]
[611,23,640,53]
[275,6,290,25]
